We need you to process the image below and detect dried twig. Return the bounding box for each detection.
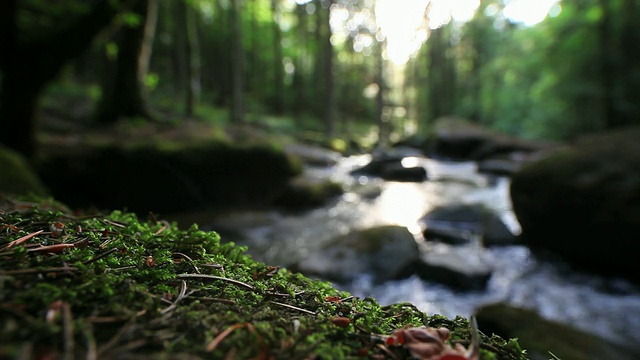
[206,323,247,352]
[27,243,75,253]
[82,322,97,360]
[161,280,188,314]
[173,252,200,273]
[102,219,126,228]
[84,248,119,265]
[2,230,44,251]
[268,301,316,315]
[62,302,74,360]
[0,267,79,275]
[176,273,254,291]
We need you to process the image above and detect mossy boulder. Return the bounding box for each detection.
[426,117,555,162]
[274,175,343,211]
[510,126,640,284]
[0,198,529,359]
[0,146,48,197]
[476,303,640,360]
[36,141,302,214]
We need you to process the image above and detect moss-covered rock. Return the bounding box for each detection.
[0,197,529,359]
[476,303,640,360]
[510,126,640,284]
[36,141,302,214]
[0,146,48,197]
[274,175,344,211]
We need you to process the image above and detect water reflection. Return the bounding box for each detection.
[374,182,430,234]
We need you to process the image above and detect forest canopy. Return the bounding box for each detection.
[1,0,639,158]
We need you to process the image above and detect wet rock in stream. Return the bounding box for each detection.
[290,225,419,283]
[419,203,519,247]
[413,243,493,291]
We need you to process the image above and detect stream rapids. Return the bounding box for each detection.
[204,153,640,348]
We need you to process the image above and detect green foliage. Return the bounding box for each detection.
[412,0,640,141]
[119,11,142,27]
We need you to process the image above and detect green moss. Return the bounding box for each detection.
[0,198,529,359]
[0,146,48,197]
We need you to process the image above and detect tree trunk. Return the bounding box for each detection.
[175,0,200,117]
[612,0,640,128]
[0,0,128,158]
[374,39,386,147]
[271,0,285,114]
[292,3,308,120]
[427,26,457,123]
[321,0,336,138]
[230,0,245,123]
[185,4,201,118]
[95,0,158,124]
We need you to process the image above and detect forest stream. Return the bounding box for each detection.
[200,153,640,349]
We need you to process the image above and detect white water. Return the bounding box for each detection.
[207,154,640,348]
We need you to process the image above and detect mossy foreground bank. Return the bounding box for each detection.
[0,199,527,359]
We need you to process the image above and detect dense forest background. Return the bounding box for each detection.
[1,0,639,159]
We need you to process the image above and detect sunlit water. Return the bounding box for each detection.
[206,154,640,348]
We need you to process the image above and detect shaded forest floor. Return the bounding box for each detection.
[37,82,375,161]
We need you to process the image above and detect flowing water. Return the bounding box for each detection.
[205,154,640,348]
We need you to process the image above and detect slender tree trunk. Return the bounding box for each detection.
[175,0,200,117]
[292,4,308,120]
[611,0,639,128]
[321,0,336,138]
[230,0,245,123]
[427,26,456,123]
[95,0,158,124]
[374,38,386,147]
[597,0,615,130]
[0,0,127,158]
[271,0,285,114]
[185,4,201,117]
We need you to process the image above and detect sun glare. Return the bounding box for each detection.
[375,0,430,65]
[503,0,561,26]
[374,0,560,65]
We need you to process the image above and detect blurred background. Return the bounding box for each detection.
[2,1,640,359]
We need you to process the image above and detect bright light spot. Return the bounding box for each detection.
[363,83,379,98]
[376,183,429,229]
[283,58,295,75]
[428,0,479,29]
[503,0,561,26]
[375,0,430,65]
[401,157,421,168]
[373,0,560,65]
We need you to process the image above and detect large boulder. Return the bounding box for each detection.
[476,303,640,360]
[427,117,555,162]
[37,142,301,214]
[291,225,419,284]
[510,126,640,284]
[0,146,48,197]
[419,203,519,247]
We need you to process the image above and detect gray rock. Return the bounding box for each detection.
[413,243,492,291]
[292,225,419,283]
[350,148,428,182]
[510,126,640,284]
[284,143,341,166]
[419,203,519,247]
